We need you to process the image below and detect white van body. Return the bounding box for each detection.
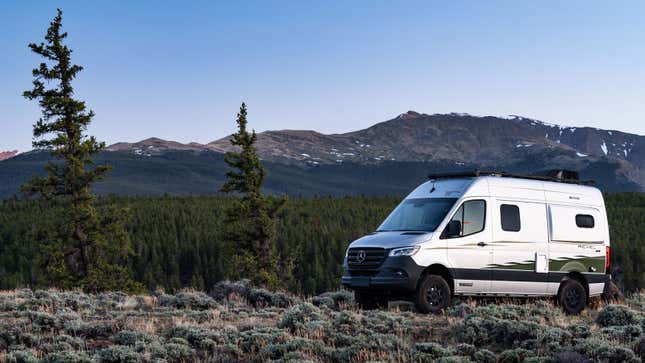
[342,175,611,305]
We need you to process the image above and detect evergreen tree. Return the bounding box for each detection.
[220,103,290,288]
[22,9,140,292]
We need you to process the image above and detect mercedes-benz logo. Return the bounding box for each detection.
[356,250,366,263]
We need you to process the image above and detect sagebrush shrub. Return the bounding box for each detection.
[40,350,94,363]
[163,342,196,361]
[550,350,588,363]
[278,303,326,333]
[248,288,295,308]
[601,324,642,342]
[413,342,451,359]
[209,279,251,301]
[498,348,533,363]
[174,291,219,310]
[111,330,158,345]
[446,303,474,318]
[5,349,38,363]
[596,305,639,327]
[634,336,645,360]
[311,290,354,310]
[95,345,142,363]
[472,349,496,363]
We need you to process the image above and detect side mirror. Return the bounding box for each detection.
[446,220,461,238]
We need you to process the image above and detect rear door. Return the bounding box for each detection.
[490,200,549,295]
[443,198,493,294]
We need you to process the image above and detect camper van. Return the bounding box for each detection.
[342,170,612,314]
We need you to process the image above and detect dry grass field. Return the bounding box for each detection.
[0,281,643,362]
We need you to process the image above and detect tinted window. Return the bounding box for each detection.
[378,198,457,232]
[575,214,595,228]
[500,204,521,232]
[445,200,486,238]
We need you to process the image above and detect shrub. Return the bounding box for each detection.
[634,336,645,360]
[111,330,158,345]
[567,323,591,338]
[498,348,533,363]
[597,346,638,362]
[41,350,94,363]
[446,303,474,318]
[311,290,354,310]
[95,345,142,363]
[210,279,251,301]
[279,303,327,333]
[259,337,326,360]
[163,342,196,361]
[537,326,573,352]
[457,316,541,348]
[248,288,295,308]
[165,326,223,346]
[551,350,588,363]
[4,350,38,363]
[23,311,57,331]
[435,356,474,363]
[596,305,639,327]
[472,349,496,363]
[174,291,219,310]
[453,343,477,357]
[54,335,84,350]
[64,320,116,339]
[601,324,642,342]
[413,342,452,359]
[331,311,361,335]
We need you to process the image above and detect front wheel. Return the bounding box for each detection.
[558,279,587,314]
[415,274,451,314]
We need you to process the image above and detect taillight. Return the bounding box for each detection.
[605,246,611,272]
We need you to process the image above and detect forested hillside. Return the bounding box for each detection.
[0,193,643,294]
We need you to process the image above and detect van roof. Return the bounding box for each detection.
[407,175,604,207]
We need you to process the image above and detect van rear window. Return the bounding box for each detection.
[575,214,595,228]
[500,204,521,232]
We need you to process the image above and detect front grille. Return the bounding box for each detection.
[347,247,388,270]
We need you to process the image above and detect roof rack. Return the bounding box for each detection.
[427,169,595,185]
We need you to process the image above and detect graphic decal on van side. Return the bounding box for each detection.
[484,255,605,273]
[487,261,535,270]
[549,255,605,273]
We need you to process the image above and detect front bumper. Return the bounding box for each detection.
[341,255,425,292]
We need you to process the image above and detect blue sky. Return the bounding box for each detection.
[2,1,644,152]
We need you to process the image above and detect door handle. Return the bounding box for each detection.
[477,242,488,247]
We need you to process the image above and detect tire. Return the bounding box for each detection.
[354,291,387,310]
[558,279,587,315]
[415,274,451,314]
[601,280,624,303]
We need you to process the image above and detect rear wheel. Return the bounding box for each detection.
[415,274,451,314]
[354,291,387,310]
[558,279,587,314]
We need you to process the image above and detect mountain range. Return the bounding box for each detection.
[1,112,643,198]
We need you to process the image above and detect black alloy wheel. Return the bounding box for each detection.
[415,274,451,314]
[558,279,587,315]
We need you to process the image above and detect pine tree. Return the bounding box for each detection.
[220,103,290,288]
[22,9,141,292]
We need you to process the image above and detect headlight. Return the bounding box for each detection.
[389,246,421,257]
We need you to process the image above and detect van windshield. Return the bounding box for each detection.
[377,198,457,232]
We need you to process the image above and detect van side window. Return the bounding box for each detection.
[446,200,486,238]
[500,204,521,232]
[575,214,595,228]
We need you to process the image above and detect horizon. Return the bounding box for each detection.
[7,110,644,154]
[3,1,645,152]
